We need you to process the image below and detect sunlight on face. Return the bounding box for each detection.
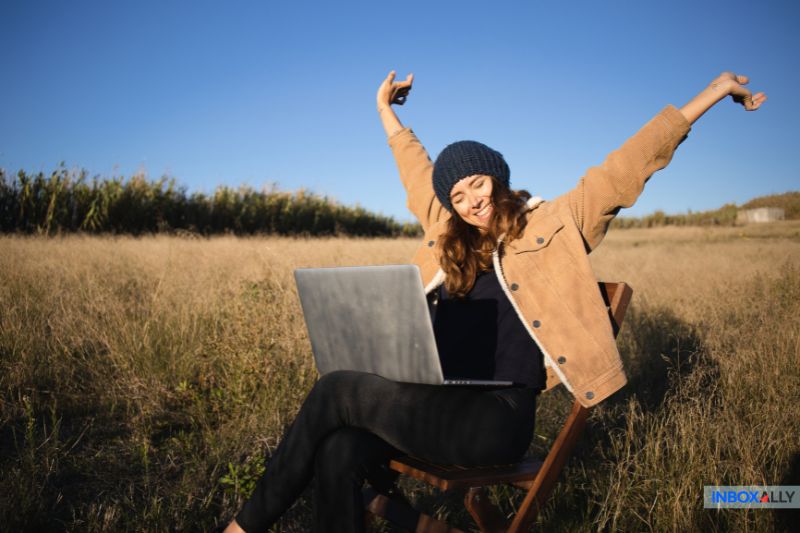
[450,175,494,230]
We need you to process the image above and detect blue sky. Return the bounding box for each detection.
[1,0,797,222]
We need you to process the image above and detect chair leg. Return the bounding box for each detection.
[464,488,509,533]
[507,401,590,532]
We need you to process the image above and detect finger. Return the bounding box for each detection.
[741,93,763,111]
[386,70,396,82]
[749,92,767,110]
[736,74,750,85]
[396,74,414,89]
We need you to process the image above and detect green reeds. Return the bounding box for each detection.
[0,167,421,237]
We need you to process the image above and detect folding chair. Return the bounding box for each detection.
[363,282,633,532]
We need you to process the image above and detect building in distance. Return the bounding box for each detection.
[736,207,785,224]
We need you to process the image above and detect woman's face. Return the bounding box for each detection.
[450,174,494,230]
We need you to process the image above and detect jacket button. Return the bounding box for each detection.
[536,237,545,244]
[586,391,594,400]
[557,356,566,364]
[428,240,435,247]
[510,283,519,291]
[532,320,541,328]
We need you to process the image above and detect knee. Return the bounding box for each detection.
[311,370,363,401]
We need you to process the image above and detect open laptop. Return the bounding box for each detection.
[294,264,513,387]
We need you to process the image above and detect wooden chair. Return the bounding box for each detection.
[363,282,633,532]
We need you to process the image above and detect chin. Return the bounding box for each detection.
[473,219,492,232]
[478,216,494,230]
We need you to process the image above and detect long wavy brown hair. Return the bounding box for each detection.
[438,177,532,298]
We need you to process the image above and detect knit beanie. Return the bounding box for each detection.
[432,140,510,212]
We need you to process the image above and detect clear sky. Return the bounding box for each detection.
[1,0,797,222]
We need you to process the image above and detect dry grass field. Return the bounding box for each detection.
[1,222,799,532]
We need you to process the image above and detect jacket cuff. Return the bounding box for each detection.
[660,104,692,138]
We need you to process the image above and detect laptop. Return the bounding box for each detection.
[294,264,513,387]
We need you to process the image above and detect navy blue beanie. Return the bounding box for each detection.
[432,140,510,212]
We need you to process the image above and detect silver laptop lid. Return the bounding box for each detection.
[294,264,445,385]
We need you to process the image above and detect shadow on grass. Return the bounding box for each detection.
[613,303,716,411]
[0,373,223,531]
[776,451,800,533]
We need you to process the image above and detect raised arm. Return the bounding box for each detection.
[561,72,766,251]
[377,71,448,231]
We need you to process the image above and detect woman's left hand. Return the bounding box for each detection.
[681,71,767,124]
[711,72,767,111]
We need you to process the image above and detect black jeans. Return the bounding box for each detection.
[236,370,537,532]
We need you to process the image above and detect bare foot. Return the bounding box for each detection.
[223,519,246,533]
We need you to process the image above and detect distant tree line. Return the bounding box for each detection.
[611,191,799,229]
[0,168,422,237]
[611,204,740,229]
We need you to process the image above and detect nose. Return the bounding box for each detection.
[469,192,484,209]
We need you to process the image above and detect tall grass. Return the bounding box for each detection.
[0,168,421,237]
[1,224,798,531]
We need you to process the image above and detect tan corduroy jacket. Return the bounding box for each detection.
[388,105,691,407]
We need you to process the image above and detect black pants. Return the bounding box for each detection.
[236,370,537,532]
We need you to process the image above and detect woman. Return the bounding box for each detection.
[224,71,765,532]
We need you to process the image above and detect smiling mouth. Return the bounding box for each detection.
[475,204,492,218]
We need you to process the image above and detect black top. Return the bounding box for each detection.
[429,270,545,389]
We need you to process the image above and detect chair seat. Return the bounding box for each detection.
[389,455,544,492]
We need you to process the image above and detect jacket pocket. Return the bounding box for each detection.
[515,215,565,253]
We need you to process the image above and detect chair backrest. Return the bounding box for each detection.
[599,281,633,337]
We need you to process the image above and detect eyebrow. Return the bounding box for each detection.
[450,176,483,200]
[469,175,482,185]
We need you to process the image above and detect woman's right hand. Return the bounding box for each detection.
[376,70,414,112]
[710,72,767,111]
